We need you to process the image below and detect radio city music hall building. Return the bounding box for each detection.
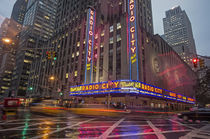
[40,0,197,110]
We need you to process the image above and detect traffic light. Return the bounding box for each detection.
[53,51,57,60]
[199,58,205,68]
[59,92,63,96]
[46,51,51,59]
[29,87,33,91]
[192,58,199,68]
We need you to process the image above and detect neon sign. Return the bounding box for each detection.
[85,8,96,83]
[70,80,195,104]
[127,0,139,80]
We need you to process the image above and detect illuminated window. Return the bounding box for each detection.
[72,53,75,58]
[95,33,98,39]
[24,59,32,63]
[28,39,35,42]
[100,44,104,48]
[66,73,69,79]
[109,26,113,32]
[34,23,42,28]
[3,78,11,81]
[5,71,12,74]
[117,23,121,29]
[44,16,50,20]
[77,42,80,47]
[74,71,78,77]
[1,86,9,90]
[25,52,32,56]
[109,37,113,44]
[101,30,105,36]
[146,38,149,43]
[76,51,79,56]
[117,35,121,42]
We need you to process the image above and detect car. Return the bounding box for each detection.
[2,98,21,115]
[178,108,210,121]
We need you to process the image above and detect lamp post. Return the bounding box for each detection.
[49,76,65,99]
[2,38,12,44]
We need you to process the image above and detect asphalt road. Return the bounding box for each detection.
[0,108,210,139]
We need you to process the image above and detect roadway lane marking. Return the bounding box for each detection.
[169,119,197,130]
[147,121,166,139]
[30,118,96,139]
[99,118,125,139]
[0,116,73,124]
[0,117,75,131]
[108,129,191,138]
[0,119,73,125]
[169,119,210,133]
[180,125,210,139]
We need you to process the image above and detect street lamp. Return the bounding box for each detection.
[2,38,12,44]
[49,75,65,99]
[49,76,55,81]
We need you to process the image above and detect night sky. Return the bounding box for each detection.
[0,0,209,56]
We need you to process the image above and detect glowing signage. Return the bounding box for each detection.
[85,8,96,83]
[70,80,163,96]
[127,0,139,80]
[187,97,195,103]
[70,80,195,104]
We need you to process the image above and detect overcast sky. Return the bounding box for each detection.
[0,0,209,56]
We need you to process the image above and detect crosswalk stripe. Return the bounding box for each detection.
[99,118,125,139]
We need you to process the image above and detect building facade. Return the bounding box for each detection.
[12,0,57,96]
[29,0,197,110]
[163,6,197,69]
[0,18,20,96]
[11,0,28,25]
[28,0,155,98]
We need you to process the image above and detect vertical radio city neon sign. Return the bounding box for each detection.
[127,0,139,80]
[85,8,96,83]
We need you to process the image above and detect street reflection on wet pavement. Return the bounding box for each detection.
[0,109,210,139]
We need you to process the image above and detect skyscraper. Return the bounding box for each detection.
[11,0,28,25]
[28,0,197,110]
[11,0,57,96]
[0,18,20,96]
[163,6,197,68]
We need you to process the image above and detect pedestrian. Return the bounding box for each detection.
[123,104,127,111]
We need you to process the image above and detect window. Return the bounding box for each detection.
[24,59,32,63]
[77,42,80,47]
[117,35,121,42]
[117,23,121,29]
[76,51,79,56]
[109,37,113,44]
[101,30,105,36]
[109,25,113,32]
[100,43,104,53]
[75,71,78,77]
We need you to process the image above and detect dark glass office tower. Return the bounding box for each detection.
[11,0,28,25]
[11,0,57,96]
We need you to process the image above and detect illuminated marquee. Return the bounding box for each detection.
[85,8,96,83]
[70,80,195,104]
[127,0,139,80]
[70,80,162,95]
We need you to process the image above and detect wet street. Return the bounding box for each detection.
[0,108,210,139]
